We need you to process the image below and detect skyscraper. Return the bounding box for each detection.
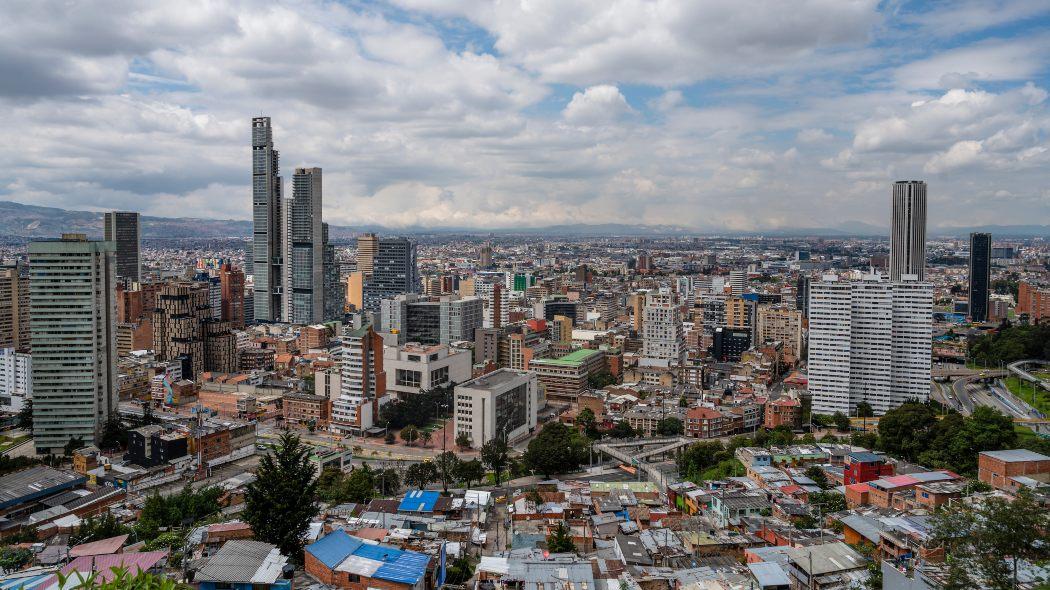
[968,232,992,322]
[286,167,325,324]
[219,263,246,329]
[356,233,378,275]
[29,234,117,454]
[104,211,141,283]
[795,275,811,318]
[890,180,927,281]
[0,262,30,352]
[808,274,932,415]
[363,237,418,312]
[251,117,283,322]
[152,282,236,379]
[478,243,493,268]
[322,223,344,321]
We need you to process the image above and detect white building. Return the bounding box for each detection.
[808,274,932,415]
[315,367,341,400]
[332,324,388,435]
[384,343,472,398]
[475,280,509,329]
[642,293,685,363]
[729,270,747,296]
[0,348,31,413]
[454,369,539,449]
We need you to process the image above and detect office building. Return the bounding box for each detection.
[384,343,472,398]
[152,282,236,379]
[478,243,493,268]
[968,232,991,322]
[104,211,141,283]
[729,270,747,295]
[380,294,483,346]
[795,275,811,318]
[889,180,927,281]
[356,233,378,275]
[0,262,30,351]
[322,227,343,321]
[712,327,751,362]
[219,263,246,329]
[346,271,365,311]
[285,167,325,324]
[0,348,31,413]
[454,369,538,449]
[332,324,387,434]
[539,295,580,324]
[29,234,117,454]
[251,116,283,322]
[551,315,573,343]
[363,238,418,312]
[476,280,508,329]
[642,293,685,363]
[808,274,932,415]
[530,348,605,405]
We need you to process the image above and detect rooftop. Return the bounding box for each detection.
[460,368,530,391]
[531,348,601,367]
[0,466,86,510]
[981,449,1050,462]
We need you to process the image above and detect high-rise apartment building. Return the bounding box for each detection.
[219,263,246,329]
[1018,282,1050,321]
[0,262,30,352]
[729,270,747,296]
[478,243,493,268]
[104,211,141,283]
[332,324,387,434]
[152,282,236,379]
[756,305,804,360]
[29,234,117,454]
[322,224,344,321]
[890,181,927,281]
[968,232,992,322]
[0,348,31,414]
[808,274,932,415]
[356,233,378,276]
[476,280,508,329]
[285,167,325,324]
[629,292,645,333]
[642,293,685,363]
[363,237,418,312]
[251,117,283,322]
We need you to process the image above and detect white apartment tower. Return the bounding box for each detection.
[0,348,31,413]
[642,293,685,363]
[729,270,747,296]
[29,234,117,454]
[808,274,932,415]
[890,180,927,281]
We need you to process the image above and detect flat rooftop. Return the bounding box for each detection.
[0,466,86,510]
[531,348,601,367]
[461,369,529,391]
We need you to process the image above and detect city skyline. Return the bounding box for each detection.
[1,1,1048,232]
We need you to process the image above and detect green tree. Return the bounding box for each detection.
[804,465,829,489]
[608,420,636,439]
[244,431,319,560]
[435,451,460,493]
[16,399,32,433]
[876,402,937,461]
[832,411,851,432]
[343,466,377,503]
[384,431,396,444]
[99,416,129,451]
[677,441,727,480]
[587,371,617,389]
[807,491,846,514]
[456,459,485,488]
[400,425,420,446]
[656,417,684,436]
[421,429,433,448]
[405,461,438,489]
[455,431,472,449]
[375,468,400,497]
[855,402,874,418]
[546,522,576,554]
[946,406,1016,475]
[0,546,33,574]
[575,408,601,440]
[480,437,510,486]
[524,422,589,479]
[72,512,131,545]
[63,435,85,457]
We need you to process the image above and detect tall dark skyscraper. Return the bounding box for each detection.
[104,211,141,283]
[968,232,992,322]
[252,117,283,322]
[889,180,927,281]
[795,275,811,318]
[286,167,324,324]
[363,237,418,312]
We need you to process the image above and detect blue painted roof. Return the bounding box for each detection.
[374,550,429,585]
[305,529,362,569]
[398,490,440,513]
[0,573,51,590]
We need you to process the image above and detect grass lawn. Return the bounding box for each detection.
[418,419,445,433]
[1003,375,1050,415]
[0,434,30,453]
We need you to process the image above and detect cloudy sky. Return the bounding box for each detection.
[1,0,1048,231]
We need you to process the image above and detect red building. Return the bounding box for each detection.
[686,407,726,438]
[843,452,893,485]
[763,397,801,429]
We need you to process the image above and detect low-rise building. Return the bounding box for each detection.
[529,348,606,405]
[686,406,727,438]
[304,529,432,590]
[978,449,1050,493]
[384,343,472,398]
[283,393,331,428]
[454,369,539,449]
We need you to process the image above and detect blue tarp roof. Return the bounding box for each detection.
[374,550,429,585]
[398,490,440,513]
[0,573,52,590]
[305,529,363,569]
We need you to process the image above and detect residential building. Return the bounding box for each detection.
[363,237,418,312]
[763,398,801,429]
[978,449,1050,493]
[454,369,539,448]
[125,425,188,468]
[478,243,493,268]
[332,324,387,434]
[968,232,992,322]
[283,393,331,428]
[219,263,246,329]
[530,348,605,405]
[384,343,472,397]
[642,293,685,363]
[756,305,803,361]
[251,116,283,322]
[0,262,30,351]
[476,280,508,329]
[1017,282,1049,321]
[551,315,573,343]
[0,348,31,413]
[29,234,117,454]
[104,211,141,283]
[152,282,236,379]
[889,180,927,281]
[729,270,747,295]
[195,540,292,590]
[808,274,932,415]
[686,406,726,438]
[305,530,430,590]
[843,452,893,485]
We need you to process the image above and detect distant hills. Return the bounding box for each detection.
[0,200,1045,239]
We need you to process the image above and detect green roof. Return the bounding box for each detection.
[534,348,601,367]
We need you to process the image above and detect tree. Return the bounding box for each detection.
[136,485,223,542]
[769,425,795,446]
[244,431,319,560]
[421,429,433,448]
[677,441,727,480]
[435,451,460,493]
[546,522,576,554]
[931,488,1050,590]
[587,371,617,390]
[524,422,589,479]
[375,468,400,496]
[804,465,829,490]
[456,459,485,488]
[16,399,32,433]
[0,546,33,574]
[455,431,472,449]
[99,416,129,451]
[404,461,438,490]
[855,402,874,418]
[608,420,636,439]
[400,425,420,446]
[575,408,601,440]
[72,512,131,545]
[480,437,510,486]
[656,417,684,436]
[876,402,937,461]
[832,411,851,432]
[807,491,846,514]
[64,435,85,457]
[384,431,396,444]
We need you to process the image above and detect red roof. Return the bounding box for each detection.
[69,534,128,558]
[687,407,724,420]
[47,551,168,585]
[350,527,389,541]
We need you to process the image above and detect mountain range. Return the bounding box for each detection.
[0,200,1045,239]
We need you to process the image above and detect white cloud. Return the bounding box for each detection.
[797,128,833,143]
[924,140,984,173]
[563,85,633,126]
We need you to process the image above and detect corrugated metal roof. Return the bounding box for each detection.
[69,534,128,558]
[397,490,439,513]
[195,540,286,583]
[306,530,362,569]
[748,562,791,587]
[981,449,1049,462]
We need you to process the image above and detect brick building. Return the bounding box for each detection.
[978,449,1050,492]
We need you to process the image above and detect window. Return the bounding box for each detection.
[396,369,422,388]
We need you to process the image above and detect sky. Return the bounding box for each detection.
[1,0,1048,232]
